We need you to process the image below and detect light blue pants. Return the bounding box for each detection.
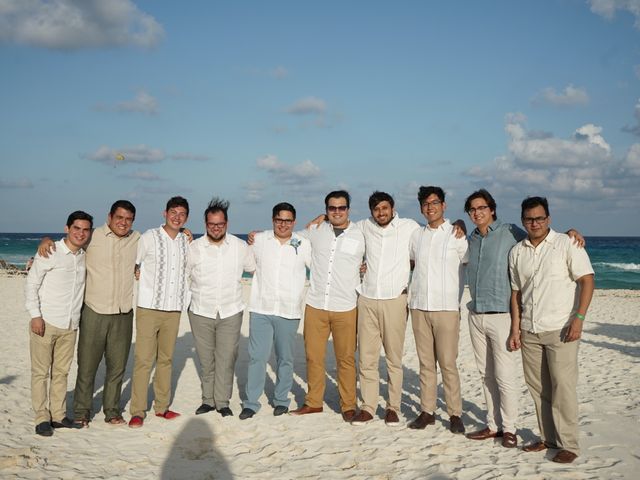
[243,313,300,412]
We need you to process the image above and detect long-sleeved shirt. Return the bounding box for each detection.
[25,239,86,330]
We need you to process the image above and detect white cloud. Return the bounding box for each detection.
[116,90,158,115]
[0,178,33,189]
[242,181,266,203]
[532,84,589,107]
[85,145,164,164]
[256,154,322,185]
[0,0,164,50]
[622,98,640,136]
[285,96,327,115]
[121,170,161,181]
[588,0,640,29]
[169,153,211,162]
[269,66,289,79]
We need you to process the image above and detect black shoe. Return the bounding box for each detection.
[217,407,234,417]
[408,412,436,430]
[35,422,53,437]
[51,417,75,429]
[195,404,215,415]
[239,408,256,420]
[449,415,465,434]
[273,406,289,416]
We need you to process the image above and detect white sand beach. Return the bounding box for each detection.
[1,274,638,479]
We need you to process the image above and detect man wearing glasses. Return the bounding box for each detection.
[408,186,468,433]
[290,190,365,421]
[508,196,594,464]
[239,202,311,419]
[187,197,255,417]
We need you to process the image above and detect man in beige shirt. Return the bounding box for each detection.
[508,196,594,464]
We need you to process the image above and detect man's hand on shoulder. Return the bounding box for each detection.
[247,231,262,245]
[305,214,327,229]
[181,227,194,243]
[37,237,55,258]
[566,229,585,248]
[452,219,467,238]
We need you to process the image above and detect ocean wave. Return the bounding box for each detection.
[594,262,640,271]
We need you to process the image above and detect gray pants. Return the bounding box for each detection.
[188,310,243,408]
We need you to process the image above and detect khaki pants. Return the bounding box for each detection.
[130,307,180,418]
[522,329,580,455]
[30,322,77,424]
[410,309,462,416]
[303,305,357,412]
[357,294,408,414]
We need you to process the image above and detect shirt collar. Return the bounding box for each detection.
[524,228,556,247]
[101,223,134,238]
[471,218,503,238]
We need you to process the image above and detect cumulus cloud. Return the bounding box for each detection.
[532,84,589,107]
[588,0,640,29]
[466,113,639,205]
[622,98,640,136]
[242,181,266,203]
[0,0,164,50]
[256,154,322,185]
[0,178,33,189]
[84,145,164,164]
[285,96,327,115]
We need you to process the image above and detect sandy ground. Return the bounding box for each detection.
[0,274,638,479]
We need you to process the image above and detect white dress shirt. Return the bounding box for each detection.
[25,239,86,330]
[409,219,469,311]
[302,221,365,312]
[136,226,189,312]
[249,231,311,319]
[357,215,420,300]
[509,229,594,333]
[188,233,256,319]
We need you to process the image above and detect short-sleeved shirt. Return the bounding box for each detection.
[509,229,594,333]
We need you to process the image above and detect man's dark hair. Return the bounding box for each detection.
[67,210,93,228]
[109,200,136,218]
[521,196,550,218]
[166,196,190,216]
[204,197,230,221]
[417,186,445,204]
[272,202,296,220]
[368,191,394,211]
[324,190,351,209]
[464,189,497,221]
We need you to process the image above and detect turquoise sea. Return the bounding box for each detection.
[1,233,638,290]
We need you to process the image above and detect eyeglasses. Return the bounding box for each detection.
[327,205,348,212]
[467,205,490,215]
[421,200,442,208]
[274,218,294,225]
[522,216,548,225]
[206,221,227,229]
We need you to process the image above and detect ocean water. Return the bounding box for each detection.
[1,233,638,290]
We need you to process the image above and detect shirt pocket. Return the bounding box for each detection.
[340,237,361,256]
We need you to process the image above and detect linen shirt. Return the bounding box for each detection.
[509,229,594,334]
[84,223,140,315]
[409,219,469,311]
[303,221,365,312]
[136,226,189,312]
[188,233,256,319]
[249,231,311,319]
[356,215,420,300]
[25,239,86,330]
[466,220,526,313]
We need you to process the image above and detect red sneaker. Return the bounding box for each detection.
[128,416,144,428]
[156,410,181,420]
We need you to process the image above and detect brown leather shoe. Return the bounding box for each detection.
[552,450,578,464]
[384,409,400,426]
[342,409,357,422]
[449,415,465,434]
[290,404,323,415]
[350,410,372,424]
[502,432,518,448]
[523,440,548,452]
[466,427,503,440]
[408,412,435,430]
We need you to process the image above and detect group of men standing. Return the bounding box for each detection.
[26,186,594,465]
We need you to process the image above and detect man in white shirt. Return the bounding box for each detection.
[129,196,190,428]
[290,190,365,421]
[239,202,311,420]
[25,210,93,436]
[350,192,420,426]
[508,196,594,464]
[409,186,468,433]
[188,197,256,417]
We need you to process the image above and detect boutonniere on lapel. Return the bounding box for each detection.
[289,238,302,255]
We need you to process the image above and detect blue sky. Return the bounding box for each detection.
[1,0,639,235]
